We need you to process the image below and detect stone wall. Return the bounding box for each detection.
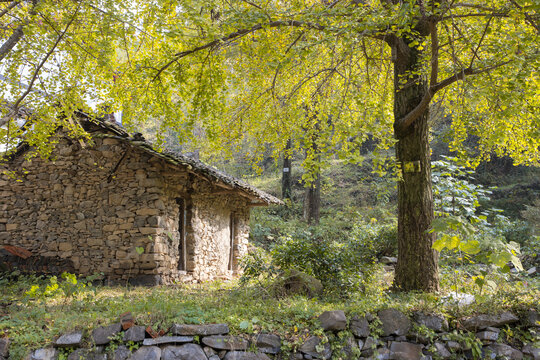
[4,308,538,360]
[0,133,251,284]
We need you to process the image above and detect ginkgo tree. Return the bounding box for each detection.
[1,0,539,291]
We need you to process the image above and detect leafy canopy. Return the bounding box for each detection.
[1,0,539,168]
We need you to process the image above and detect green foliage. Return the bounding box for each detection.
[349,220,398,259]
[431,157,524,274]
[23,272,98,303]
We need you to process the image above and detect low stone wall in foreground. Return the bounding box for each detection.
[1,308,538,360]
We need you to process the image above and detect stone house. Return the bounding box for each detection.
[0,114,281,285]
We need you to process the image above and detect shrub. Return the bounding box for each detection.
[349,220,398,259]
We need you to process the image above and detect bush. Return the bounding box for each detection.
[349,220,398,259]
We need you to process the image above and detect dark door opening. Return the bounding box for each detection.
[176,198,187,271]
[228,212,236,271]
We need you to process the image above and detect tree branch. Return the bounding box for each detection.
[0,24,24,62]
[394,61,511,133]
[0,4,80,128]
[0,1,20,19]
[153,20,326,81]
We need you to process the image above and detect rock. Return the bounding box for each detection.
[202,335,249,350]
[272,269,323,297]
[389,342,423,360]
[350,315,370,338]
[142,336,193,346]
[361,336,381,357]
[298,336,332,359]
[525,310,540,328]
[378,309,411,336]
[381,256,397,264]
[461,311,519,330]
[28,348,59,360]
[527,267,537,276]
[92,323,122,345]
[434,342,451,359]
[129,346,161,360]
[224,351,272,360]
[161,344,208,360]
[413,313,448,332]
[208,356,220,360]
[476,330,499,342]
[112,345,131,360]
[120,312,134,330]
[123,325,146,342]
[372,347,391,360]
[446,341,461,351]
[442,292,476,307]
[55,331,83,347]
[67,349,107,360]
[522,344,540,360]
[171,323,230,336]
[485,343,523,359]
[254,333,281,354]
[203,346,217,357]
[341,336,360,359]
[0,338,8,358]
[319,310,347,331]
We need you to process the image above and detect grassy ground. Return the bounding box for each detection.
[1,266,538,359]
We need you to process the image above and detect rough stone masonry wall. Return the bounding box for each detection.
[3,308,538,360]
[0,134,250,284]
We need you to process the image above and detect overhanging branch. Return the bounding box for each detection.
[394,61,510,133]
[153,20,326,81]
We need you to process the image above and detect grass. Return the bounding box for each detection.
[1,267,538,359]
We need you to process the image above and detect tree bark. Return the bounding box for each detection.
[392,36,439,292]
[304,169,320,224]
[282,138,293,200]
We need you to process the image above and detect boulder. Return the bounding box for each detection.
[485,343,523,360]
[413,313,448,332]
[129,346,161,360]
[123,325,146,342]
[298,336,332,359]
[92,323,122,345]
[522,344,540,360]
[350,316,370,338]
[67,349,107,360]
[55,331,83,348]
[525,310,540,328]
[319,310,347,331]
[389,341,423,360]
[254,333,281,354]
[476,330,499,342]
[202,335,249,350]
[381,256,397,264]
[461,311,519,330]
[0,338,8,358]
[161,344,208,360]
[112,345,131,360]
[171,323,230,336]
[433,342,451,359]
[378,309,411,336]
[142,336,193,346]
[27,348,58,360]
[271,269,323,297]
[224,351,272,360]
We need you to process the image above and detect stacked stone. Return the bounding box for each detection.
[0,134,251,285]
[294,309,539,360]
[7,309,539,360]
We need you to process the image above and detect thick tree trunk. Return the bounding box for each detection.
[282,138,292,200]
[392,38,439,292]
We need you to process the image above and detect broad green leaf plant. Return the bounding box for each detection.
[430,157,523,286]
